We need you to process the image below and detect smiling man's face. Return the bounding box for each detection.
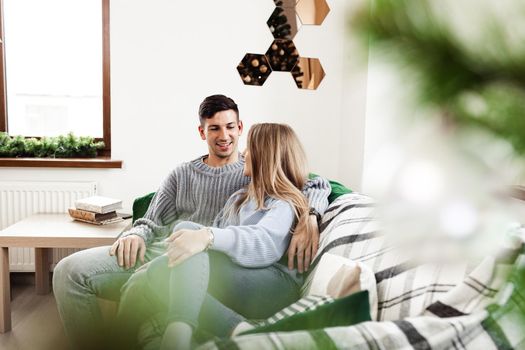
[199,109,243,162]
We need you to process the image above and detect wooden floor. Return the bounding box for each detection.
[0,273,68,350]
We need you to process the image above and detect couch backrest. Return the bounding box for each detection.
[132,176,353,223]
[303,193,470,321]
[132,192,156,223]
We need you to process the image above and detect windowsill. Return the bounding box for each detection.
[0,157,122,169]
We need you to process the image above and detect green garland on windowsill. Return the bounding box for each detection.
[0,132,105,158]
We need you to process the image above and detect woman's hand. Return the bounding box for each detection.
[287,215,319,273]
[165,228,212,267]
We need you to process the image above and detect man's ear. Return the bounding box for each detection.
[198,125,206,140]
[238,120,244,136]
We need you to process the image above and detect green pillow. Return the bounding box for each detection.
[132,192,155,223]
[132,175,352,223]
[309,173,353,203]
[240,290,371,335]
[327,179,353,203]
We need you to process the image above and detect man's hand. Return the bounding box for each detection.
[109,234,146,270]
[287,215,320,273]
[165,228,212,267]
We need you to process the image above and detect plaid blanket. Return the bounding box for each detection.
[198,194,525,350]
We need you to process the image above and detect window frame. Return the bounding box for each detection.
[0,0,113,159]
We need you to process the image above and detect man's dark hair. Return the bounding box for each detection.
[198,95,239,125]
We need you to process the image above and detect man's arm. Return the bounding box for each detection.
[110,170,179,269]
[288,175,331,273]
[302,175,331,215]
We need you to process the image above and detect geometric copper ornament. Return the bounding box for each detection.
[273,0,299,7]
[296,0,330,25]
[237,53,273,86]
[292,57,325,89]
[237,0,330,89]
[265,39,300,72]
[267,6,301,40]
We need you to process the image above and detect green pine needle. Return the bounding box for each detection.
[351,0,525,155]
[0,132,105,158]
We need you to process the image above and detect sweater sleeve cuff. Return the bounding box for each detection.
[210,227,235,253]
[121,225,151,243]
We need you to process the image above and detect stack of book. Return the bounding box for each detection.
[69,196,124,225]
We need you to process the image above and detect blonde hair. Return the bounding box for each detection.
[237,123,310,235]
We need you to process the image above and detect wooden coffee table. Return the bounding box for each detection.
[0,213,130,333]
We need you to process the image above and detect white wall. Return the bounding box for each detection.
[0,0,368,211]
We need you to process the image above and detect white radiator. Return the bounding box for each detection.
[0,181,98,271]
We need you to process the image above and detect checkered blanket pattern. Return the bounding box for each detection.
[251,295,335,328]
[197,194,525,350]
[303,193,473,322]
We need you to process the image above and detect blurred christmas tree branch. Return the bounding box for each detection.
[351,0,525,155]
[350,0,525,329]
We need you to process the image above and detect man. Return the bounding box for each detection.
[53,95,330,349]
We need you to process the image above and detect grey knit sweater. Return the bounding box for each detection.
[124,155,330,244]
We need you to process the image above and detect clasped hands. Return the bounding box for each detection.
[110,228,212,269]
[110,215,319,272]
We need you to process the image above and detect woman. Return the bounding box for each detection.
[113,123,328,349]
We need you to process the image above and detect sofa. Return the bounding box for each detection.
[131,191,524,349]
[189,193,525,350]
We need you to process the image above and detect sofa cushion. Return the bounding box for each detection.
[303,193,468,321]
[197,242,525,350]
[239,290,371,335]
[303,252,378,320]
[132,192,155,223]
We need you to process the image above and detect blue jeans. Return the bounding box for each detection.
[114,221,302,349]
[53,245,134,349]
[52,237,168,349]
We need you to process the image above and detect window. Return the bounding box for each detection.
[0,0,111,157]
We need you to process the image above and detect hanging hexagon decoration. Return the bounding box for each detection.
[296,0,330,25]
[292,57,326,90]
[237,54,273,86]
[265,39,299,72]
[267,7,301,40]
[237,0,329,89]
